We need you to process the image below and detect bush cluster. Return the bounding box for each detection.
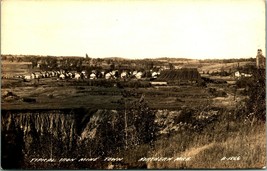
[208,88,227,97]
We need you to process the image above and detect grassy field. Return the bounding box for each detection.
[147,116,265,169]
[198,61,255,73]
[1,61,32,77]
[1,79,243,110]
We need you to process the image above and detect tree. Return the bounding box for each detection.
[46,57,57,70]
[30,58,38,69]
[2,55,7,60]
[123,96,156,147]
[246,69,266,121]
[110,63,115,70]
[145,61,154,70]
[169,63,174,70]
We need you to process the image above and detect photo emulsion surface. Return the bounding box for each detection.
[1,0,266,169]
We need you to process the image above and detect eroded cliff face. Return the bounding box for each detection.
[1,109,108,169]
[1,106,156,169]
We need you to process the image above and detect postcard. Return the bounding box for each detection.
[1,0,266,169]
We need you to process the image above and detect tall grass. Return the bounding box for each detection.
[145,68,266,169]
[146,108,266,169]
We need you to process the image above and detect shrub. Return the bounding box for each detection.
[120,81,151,88]
[236,77,253,88]
[208,88,227,97]
[245,69,266,121]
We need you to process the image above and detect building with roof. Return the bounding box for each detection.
[256,49,266,69]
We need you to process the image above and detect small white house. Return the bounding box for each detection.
[35,72,42,79]
[41,72,46,78]
[81,70,88,79]
[132,71,138,76]
[74,73,81,80]
[234,71,241,78]
[24,75,32,81]
[59,73,66,80]
[90,73,97,79]
[121,72,128,79]
[244,73,252,77]
[31,73,35,79]
[111,70,118,79]
[105,73,112,79]
[51,71,57,77]
[152,72,160,78]
[135,72,143,79]
[67,72,73,78]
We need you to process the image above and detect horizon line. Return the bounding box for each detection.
[1,54,256,60]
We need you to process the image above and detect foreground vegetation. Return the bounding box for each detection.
[146,108,265,169]
[143,68,266,169]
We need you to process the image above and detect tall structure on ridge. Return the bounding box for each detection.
[256,49,266,69]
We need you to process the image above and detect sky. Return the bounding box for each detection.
[1,0,266,59]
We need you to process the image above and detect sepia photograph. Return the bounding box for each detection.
[1,0,266,169]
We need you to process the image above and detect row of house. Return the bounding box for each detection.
[19,69,161,81]
[234,71,252,78]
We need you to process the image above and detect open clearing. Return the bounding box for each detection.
[1,78,242,110]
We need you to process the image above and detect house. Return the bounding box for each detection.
[50,71,56,77]
[59,73,66,80]
[41,72,46,78]
[244,73,252,77]
[23,75,32,81]
[31,73,35,79]
[135,72,143,79]
[105,72,112,79]
[234,71,252,78]
[111,70,119,79]
[67,72,73,78]
[132,71,138,76]
[256,49,266,69]
[56,71,61,77]
[234,71,241,78]
[120,71,128,79]
[74,73,81,80]
[152,72,160,78]
[81,70,88,79]
[35,72,43,79]
[44,72,50,78]
[90,73,97,79]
